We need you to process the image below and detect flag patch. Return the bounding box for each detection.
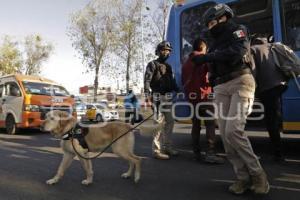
[233,30,246,39]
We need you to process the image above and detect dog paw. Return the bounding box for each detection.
[121,173,131,179]
[134,176,140,183]
[46,178,58,185]
[134,174,141,183]
[81,179,92,185]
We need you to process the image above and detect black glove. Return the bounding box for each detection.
[208,76,216,87]
[192,55,208,65]
[173,84,179,93]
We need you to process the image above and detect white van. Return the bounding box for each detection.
[0,74,76,134]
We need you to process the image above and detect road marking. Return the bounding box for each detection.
[0,146,27,153]
[285,159,300,164]
[10,154,31,159]
[212,179,300,192]
[276,173,300,184]
[0,134,34,140]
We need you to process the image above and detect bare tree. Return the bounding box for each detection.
[101,54,126,89]
[69,1,116,102]
[143,0,174,45]
[0,36,22,75]
[23,34,54,75]
[114,0,142,92]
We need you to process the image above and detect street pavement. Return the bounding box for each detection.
[0,124,300,200]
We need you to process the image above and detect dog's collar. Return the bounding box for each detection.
[62,126,77,140]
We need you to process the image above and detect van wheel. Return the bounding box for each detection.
[6,115,18,135]
[96,114,103,122]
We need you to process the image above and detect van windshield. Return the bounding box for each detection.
[22,81,70,96]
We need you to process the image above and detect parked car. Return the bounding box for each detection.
[86,103,119,122]
[98,100,109,108]
[99,99,118,109]
[75,102,87,121]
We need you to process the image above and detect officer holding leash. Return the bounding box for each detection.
[144,41,179,160]
[192,4,269,195]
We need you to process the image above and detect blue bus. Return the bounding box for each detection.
[166,0,300,132]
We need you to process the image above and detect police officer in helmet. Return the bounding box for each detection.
[193,3,270,195]
[155,41,172,60]
[144,41,179,160]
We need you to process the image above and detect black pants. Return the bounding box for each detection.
[191,104,216,155]
[125,108,137,125]
[259,85,287,155]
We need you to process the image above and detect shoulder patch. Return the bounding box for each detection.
[233,30,246,39]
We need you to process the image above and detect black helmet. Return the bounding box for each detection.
[155,41,172,55]
[202,3,234,26]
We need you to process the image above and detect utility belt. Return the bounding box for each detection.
[214,67,252,86]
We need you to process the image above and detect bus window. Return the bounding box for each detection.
[281,0,300,51]
[180,2,215,63]
[180,0,273,63]
[230,0,268,16]
[229,0,273,39]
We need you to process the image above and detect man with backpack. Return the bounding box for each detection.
[251,37,290,162]
[182,37,224,164]
[144,41,179,160]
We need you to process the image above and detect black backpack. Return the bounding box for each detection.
[270,42,300,78]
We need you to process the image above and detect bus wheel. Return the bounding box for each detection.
[6,114,18,135]
[96,114,103,122]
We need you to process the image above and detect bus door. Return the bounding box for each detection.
[171,0,274,119]
[279,0,300,133]
[227,0,274,126]
[168,0,300,131]
[170,1,216,119]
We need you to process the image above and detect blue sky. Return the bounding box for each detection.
[0,0,92,94]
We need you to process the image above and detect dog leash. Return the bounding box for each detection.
[70,112,154,160]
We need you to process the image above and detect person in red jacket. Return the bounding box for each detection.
[182,37,224,164]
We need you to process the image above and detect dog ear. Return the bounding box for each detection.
[52,111,75,134]
[60,113,76,133]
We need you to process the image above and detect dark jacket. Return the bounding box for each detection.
[206,21,252,84]
[144,59,178,95]
[182,51,211,105]
[251,39,288,93]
